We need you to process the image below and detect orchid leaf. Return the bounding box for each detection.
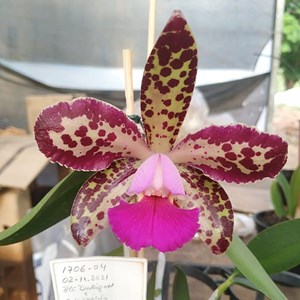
[104,246,124,257]
[275,173,291,215]
[271,181,287,217]
[232,277,257,291]
[0,171,94,245]
[226,234,287,300]
[290,166,300,217]
[173,266,190,300]
[247,219,300,274]
[147,264,156,300]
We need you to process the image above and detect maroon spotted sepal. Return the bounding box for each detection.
[140,10,198,153]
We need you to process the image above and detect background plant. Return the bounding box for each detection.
[280,0,300,89]
[271,165,300,219]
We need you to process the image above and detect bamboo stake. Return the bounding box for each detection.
[147,0,156,56]
[122,49,144,258]
[122,48,136,257]
[122,0,156,260]
[123,49,135,115]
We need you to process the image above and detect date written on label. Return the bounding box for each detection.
[62,273,109,284]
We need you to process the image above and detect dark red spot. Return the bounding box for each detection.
[240,158,258,171]
[217,237,230,252]
[98,129,106,137]
[75,126,88,137]
[176,94,184,101]
[145,110,154,117]
[96,139,104,146]
[69,141,77,148]
[145,63,154,71]
[159,85,170,95]
[189,56,198,69]
[81,136,93,146]
[141,102,147,112]
[206,230,213,237]
[241,147,255,157]
[163,99,171,106]
[97,212,105,220]
[107,132,117,141]
[170,59,183,69]
[168,112,174,119]
[89,121,98,130]
[157,46,171,66]
[225,152,237,160]
[264,149,277,159]
[61,134,72,144]
[180,71,187,77]
[168,78,179,87]
[160,67,171,77]
[87,229,93,236]
[222,143,232,152]
[152,74,159,81]
[180,49,194,62]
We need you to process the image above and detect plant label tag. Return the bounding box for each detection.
[50,256,148,300]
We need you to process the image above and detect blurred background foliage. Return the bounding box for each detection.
[280,0,300,89]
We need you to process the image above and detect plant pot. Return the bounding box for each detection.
[252,210,288,233]
[253,210,300,275]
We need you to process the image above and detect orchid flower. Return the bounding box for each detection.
[34,11,288,254]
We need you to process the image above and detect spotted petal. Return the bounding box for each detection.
[177,164,233,254]
[169,124,288,183]
[34,97,151,171]
[71,158,141,246]
[108,196,199,252]
[140,10,198,153]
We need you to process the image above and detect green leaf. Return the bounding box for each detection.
[248,219,300,274]
[104,246,124,257]
[270,181,287,217]
[147,265,156,300]
[226,234,287,300]
[0,171,94,245]
[232,277,259,291]
[173,266,190,300]
[128,114,141,124]
[275,173,291,215]
[290,166,300,217]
